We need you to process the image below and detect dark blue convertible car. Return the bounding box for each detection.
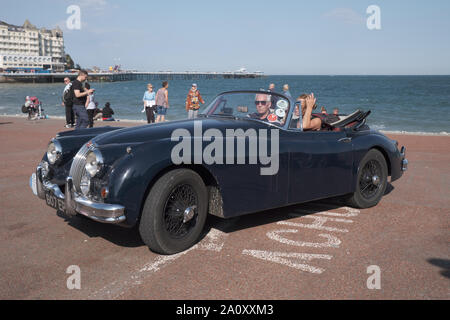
[30,91,408,254]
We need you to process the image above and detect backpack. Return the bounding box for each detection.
[63,82,74,106]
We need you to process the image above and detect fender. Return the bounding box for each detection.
[350,130,403,190]
[105,139,176,226]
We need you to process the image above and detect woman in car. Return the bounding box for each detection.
[296,93,322,131]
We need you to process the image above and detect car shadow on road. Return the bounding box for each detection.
[385,182,395,195]
[427,258,450,279]
[55,190,387,251]
[57,211,144,248]
[202,198,350,237]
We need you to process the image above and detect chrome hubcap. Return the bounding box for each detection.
[183,205,197,223]
[372,175,380,186]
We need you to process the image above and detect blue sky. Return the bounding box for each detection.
[2,0,450,74]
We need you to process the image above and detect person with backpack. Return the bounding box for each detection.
[62,77,74,128]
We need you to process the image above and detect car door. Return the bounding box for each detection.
[206,121,290,218]
[285,129,353,204]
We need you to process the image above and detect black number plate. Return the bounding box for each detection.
[45,192,66,213]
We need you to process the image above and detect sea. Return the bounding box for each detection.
[1,75,449,134]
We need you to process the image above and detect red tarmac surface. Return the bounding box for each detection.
[0,116,448,299]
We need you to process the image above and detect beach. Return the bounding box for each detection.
[0,115,449,299]
[1,75,450,134]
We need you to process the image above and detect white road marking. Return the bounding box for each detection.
[297,205,360,218]
[267,229,342,248]
[139,246,196,273]
[197,228,227,252]
[242,250,333,274]
[89,226,229,299]
[242,206,361,273]
[278,215,353,233]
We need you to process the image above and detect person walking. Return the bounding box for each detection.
[143,83,156,124]
[155,81,169,123]
[62,77,74,128]
[282,84,292,98]
[85,82,97,128]
[72,70,93,130]
[185,83,205,119]
[268,83,278,109]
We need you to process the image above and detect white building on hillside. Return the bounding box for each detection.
[0,20,65,72]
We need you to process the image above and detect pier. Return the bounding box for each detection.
[0,71,265,83]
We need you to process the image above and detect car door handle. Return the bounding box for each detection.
[338,137,352,143]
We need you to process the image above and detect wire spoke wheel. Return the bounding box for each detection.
[163,184,198,239]
[346,149,388,209]
[360,160,382,199]
[140,169,208,254]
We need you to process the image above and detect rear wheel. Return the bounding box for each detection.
[347,149,388,209]
[139,169,208,254]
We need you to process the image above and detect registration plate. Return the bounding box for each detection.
[45,192,66,213]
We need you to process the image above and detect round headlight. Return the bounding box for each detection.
[85,149,103,178]
[47,139,62,164]
[80,171,91,196]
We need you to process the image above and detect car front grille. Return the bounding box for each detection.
[69,142,94,194]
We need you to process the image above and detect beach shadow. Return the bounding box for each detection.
[427,258,450,279]
[56,210,144,248]
[0,122,13,125]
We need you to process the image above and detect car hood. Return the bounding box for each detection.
[92,117,274,146]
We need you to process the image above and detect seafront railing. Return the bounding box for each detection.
[0,71,265,83]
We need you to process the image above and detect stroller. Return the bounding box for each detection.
[22,96,48,120]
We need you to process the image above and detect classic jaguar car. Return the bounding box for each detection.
[30,91,408,254]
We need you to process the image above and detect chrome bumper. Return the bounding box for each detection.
[400,146,408,172]
[30,168,126,224]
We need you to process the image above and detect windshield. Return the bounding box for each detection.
[201,92,290,127]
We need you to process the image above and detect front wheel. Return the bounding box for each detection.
[347,149,388,209]
[139,169,208,255]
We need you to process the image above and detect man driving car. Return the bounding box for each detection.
[248,93,276,122]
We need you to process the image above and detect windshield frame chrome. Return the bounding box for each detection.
[201,90,295,130]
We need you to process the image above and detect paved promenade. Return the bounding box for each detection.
[0,116,448,299]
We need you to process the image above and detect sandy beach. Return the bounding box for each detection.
[0,115,448,299]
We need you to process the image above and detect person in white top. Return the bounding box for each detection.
[85,82,98,128]
[142,83,156,123]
